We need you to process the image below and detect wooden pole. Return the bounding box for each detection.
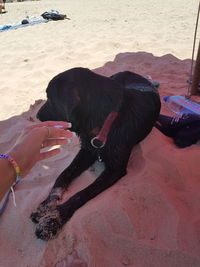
[190,41,200,95]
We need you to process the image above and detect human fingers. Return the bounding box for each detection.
[41,138,69,149]
[38,148,61,161]
[43,127,74,139]
[28,121,72,130]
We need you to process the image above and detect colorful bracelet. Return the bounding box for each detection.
[0,154,20,184]
[0,154,21,213]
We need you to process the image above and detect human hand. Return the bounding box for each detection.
[8,121,73,178]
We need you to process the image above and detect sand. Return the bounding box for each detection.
[0,0,200,266]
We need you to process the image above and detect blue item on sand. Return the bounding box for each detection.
[163,95,200,116]
[0,18,48,32]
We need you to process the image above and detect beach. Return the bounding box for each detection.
[0,0,200,266]
[0,0,198,120]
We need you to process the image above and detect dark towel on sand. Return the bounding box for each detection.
[155,114,200,148]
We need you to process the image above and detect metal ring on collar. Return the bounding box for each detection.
[91,137,105,149]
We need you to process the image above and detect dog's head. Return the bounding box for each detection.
[37,67,123,133]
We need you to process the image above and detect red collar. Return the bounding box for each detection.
[91,111,118,148]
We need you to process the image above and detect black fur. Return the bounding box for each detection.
[31,67,161,240]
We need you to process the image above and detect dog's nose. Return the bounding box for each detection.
[36,106,48,122]
[36,110,44,121]
[36,111,40,120]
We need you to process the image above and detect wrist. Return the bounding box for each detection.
[8,151,24,177]
[0,157,16,201]
[1,157,16,182]
[1,153,21,181]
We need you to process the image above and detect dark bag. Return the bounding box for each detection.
[41,11,66,21]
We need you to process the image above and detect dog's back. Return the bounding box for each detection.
[110,71,158,93]
[110,71,161,144]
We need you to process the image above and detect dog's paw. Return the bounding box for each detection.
[30,188,63,224]
[35,209,62,241]
[30,203,49,224]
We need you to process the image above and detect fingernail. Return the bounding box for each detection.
[67,122,72,128]
[54,125,63,128]
[71,132,76,137]
[65,130,76,137]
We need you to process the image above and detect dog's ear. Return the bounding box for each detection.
[62,68,125,132]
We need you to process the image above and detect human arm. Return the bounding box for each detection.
[0,121,73,201]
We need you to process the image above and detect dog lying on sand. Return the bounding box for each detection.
[30,67,161,240]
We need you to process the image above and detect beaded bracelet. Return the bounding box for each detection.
[0,154,21,213]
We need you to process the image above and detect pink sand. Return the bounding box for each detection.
[0,52,200,267]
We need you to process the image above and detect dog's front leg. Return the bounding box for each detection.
[30,148,96,224]
[35,168,126,240]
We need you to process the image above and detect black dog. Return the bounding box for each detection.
[30,67,161,240]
